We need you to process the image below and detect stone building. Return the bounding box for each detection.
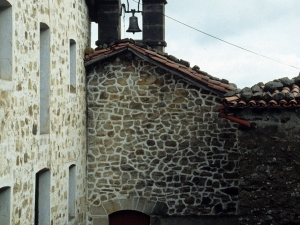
[84,0,239,224]
[1,0,300,224]
[0,0,89,224]
[84,40,239,225]
[223,78,300,225]
[84,1,300,224]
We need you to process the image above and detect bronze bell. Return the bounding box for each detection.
[126,14,142,34]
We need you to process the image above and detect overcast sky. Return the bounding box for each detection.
[91,0,300,88]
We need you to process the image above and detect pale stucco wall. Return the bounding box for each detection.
[0,0,89,224]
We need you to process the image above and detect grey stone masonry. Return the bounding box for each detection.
[86,53,238,223]
[235,108,300,225]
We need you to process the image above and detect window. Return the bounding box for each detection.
[0,0,12,80]
[40,23,50,134]
[69,39,76,93]
[68,165,76,221]
[35,169,50,225]
[0,186,11,225]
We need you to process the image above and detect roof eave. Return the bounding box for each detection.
[84,45,227,96]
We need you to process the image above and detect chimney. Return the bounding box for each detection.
[142,0,167,52]
[93,0,121,49]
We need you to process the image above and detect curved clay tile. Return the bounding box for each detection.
[178,67,188,73]
[221,96,236,102]
[289,99,298,106]
[210,80,221,85]
[228,101,238,107]
[248,100,257,107]
[282,102,292,107]
[202,76,210,81]
[151,56,167,63]
[208,84,226,92]
[292,85,300,93]
[237,100,247,107]
[292,88,299,95]
[282,87,290,93]
[220,83,230,88]
[258,100,268,107]
[279,99,288,105]
[91,50,114,59]
[268,100,279,107]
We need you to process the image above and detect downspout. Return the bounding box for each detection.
[220,105,251,127]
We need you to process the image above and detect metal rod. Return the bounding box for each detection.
[138,0,140,12]
[120,0,142,16]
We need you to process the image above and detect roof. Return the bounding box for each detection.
[84,39,236,96]
[222,76,300,108]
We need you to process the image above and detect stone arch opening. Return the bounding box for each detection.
[109,210,150,225]
[35,168,51,225]
[0,186,11,225]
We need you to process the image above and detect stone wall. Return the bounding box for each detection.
[235,108,300,225]
[0,0,89,224]
[86,53,239,224]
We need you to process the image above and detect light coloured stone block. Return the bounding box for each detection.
[92,216,109,225]
[132,197,139,210]
[103,200,121,215]
[136,198,146,212]
[143,201,156,215]
[119,198,134,210]
[90,205,107,216]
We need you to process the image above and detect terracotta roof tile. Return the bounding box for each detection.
[258,100,267,106]
[201,76,210,81]
[165,61,180,69]
[210,80,221,85]
[84,39,236,95]
[222,75,300,108]
[151,55,167,64]
[238,100,247,107]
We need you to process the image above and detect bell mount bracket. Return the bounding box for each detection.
[120,0,142,16]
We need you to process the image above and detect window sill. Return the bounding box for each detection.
[68,215,76,225]
[0,79,13,91]
[69,85,76,94]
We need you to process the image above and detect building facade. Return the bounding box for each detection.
[84,40,239,225]
[223,79,300,224]
[0,0,90,224]
[1,0,300,224]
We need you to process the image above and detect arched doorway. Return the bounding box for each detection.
[109,210,150,225]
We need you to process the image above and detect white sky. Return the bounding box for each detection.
[91,0,300,88]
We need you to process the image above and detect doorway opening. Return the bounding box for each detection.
[109,210,150,225]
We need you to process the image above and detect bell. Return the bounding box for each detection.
[126,15,142,34]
